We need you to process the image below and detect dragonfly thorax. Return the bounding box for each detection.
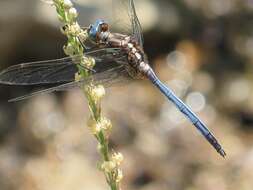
[125,41,151,76]
[88,19,151,76]
[100,31,151,76]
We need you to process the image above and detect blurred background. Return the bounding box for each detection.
[0,0,253,190]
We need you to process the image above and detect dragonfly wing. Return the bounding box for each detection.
[89,48,127,72]
[111,0,144,46]
[8,64,131,102]
[0,57,77,85]
[129,0,144,47]
[0,48,126,85]
[8,81,79,102]
[111,0,132,35]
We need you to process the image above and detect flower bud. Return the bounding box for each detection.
[97,144,102,152]
[101,161,116,173]
[112,152,124,166]
[75,72,82,82]
[80,56,95,70]
[68,7,78,21]
[78,30,88,43]
[69,23,81,35]
[90,85,105,103]
[63,43,75,55]
[100,117,112,133]
[87,118,102,135]
[116,169,123,183]
[63,0,73,9]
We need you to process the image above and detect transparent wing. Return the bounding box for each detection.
[111,0,132,34]
[112,0,144,46]
[0,57,78,85]
[8,64,132,102]
[129,0,144,47]
[0,48,125,85]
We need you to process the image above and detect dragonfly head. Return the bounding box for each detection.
[88,19,109,41]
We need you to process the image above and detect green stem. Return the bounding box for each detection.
[51,1,123,189]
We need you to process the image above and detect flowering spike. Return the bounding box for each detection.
[52,1,123,189]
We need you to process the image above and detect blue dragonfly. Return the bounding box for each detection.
[0,0,226,157]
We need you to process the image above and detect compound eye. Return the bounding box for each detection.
[101,23,109,32]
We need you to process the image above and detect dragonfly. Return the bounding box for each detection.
[0,0,226,157]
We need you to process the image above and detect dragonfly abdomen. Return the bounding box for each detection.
[147,69,226,157]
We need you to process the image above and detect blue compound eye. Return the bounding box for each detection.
[88,19,108,39]
[88,24,97,39]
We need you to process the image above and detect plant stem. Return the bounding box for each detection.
[50,1,123,189]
